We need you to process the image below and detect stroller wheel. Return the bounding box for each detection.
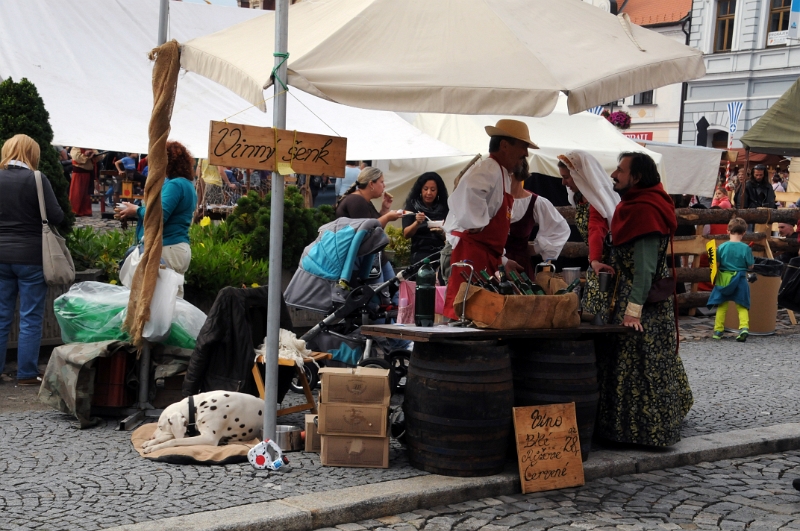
[357,357,399,394]
[388,350,411,393]
[289,362,319,394]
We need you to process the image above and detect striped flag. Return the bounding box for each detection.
[587,106,604,115]
[727,101,744,134]
[724,101,744,191]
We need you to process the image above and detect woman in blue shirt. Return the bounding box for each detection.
[118,141,197,296]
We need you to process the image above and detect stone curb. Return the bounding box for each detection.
[103,422,800,531]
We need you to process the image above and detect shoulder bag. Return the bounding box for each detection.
[34,170,75,286]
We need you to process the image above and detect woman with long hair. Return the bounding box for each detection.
[0,134,65,385]
[402,172,449,264]
[335,167,402,227]
[117,141,198,296]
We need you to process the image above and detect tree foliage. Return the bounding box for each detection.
[0,77,74,231]
[227,187,335,271]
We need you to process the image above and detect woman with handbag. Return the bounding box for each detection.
[0,134,65,385]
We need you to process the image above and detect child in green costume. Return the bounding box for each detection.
[708,218,754,342]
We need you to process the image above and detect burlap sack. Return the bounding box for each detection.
[453,283,580,330]
[535,270,568,294]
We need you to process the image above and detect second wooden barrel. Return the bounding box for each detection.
[509,339,599,461]
[404,339,514,477]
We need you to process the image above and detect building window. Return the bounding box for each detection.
[714,0,736,52]
[767,0,791,45]
[712,130,729,149]
[633,90,654,105]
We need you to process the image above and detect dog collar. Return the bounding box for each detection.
[186,395,200,437]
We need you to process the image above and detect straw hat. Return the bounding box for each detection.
[485,119,539,149]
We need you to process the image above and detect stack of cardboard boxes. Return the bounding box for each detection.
[313,366,391,468]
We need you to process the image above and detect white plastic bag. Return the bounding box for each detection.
[119,246,142,288]
[142,268,183,342]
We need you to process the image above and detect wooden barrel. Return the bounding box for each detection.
[509,339,598,461]
[404,339,514,477]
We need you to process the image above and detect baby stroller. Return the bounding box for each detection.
[284,217,435,393]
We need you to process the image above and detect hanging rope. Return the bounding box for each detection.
[220,89,287,123]
[123,40,181,349]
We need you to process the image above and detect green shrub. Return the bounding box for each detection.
[0,77,74,232]
[384,225,411,267]
[65,226,135,282]
[185,222,270,298]
[227,187,335,271]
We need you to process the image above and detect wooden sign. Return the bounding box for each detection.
[121,181,133,198]
[208,121,347,177]
[512,403,584,494]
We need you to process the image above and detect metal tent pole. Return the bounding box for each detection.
[119,0,170,432]
[263,0,289,442]
[158,0,169,45]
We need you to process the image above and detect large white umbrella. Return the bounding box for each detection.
[181,0,706,117]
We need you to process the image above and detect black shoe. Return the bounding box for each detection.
[793,478,800,491]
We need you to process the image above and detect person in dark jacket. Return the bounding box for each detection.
[739,164,776,209]
[183,286,294,398]
[0,134,65,386]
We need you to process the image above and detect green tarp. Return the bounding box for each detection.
[741,77,800,156]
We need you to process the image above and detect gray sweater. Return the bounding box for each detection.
[0,166,65,265]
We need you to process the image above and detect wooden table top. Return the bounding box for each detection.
[360,322,630,343]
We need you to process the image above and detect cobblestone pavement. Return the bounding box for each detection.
[341,451,800,531]
[2,334,800,530]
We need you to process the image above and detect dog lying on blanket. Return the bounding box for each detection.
[142,391,264,453]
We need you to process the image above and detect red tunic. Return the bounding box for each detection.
[444,157,514,319]
[505,194,537,278]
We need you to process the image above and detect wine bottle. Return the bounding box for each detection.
[520,272,547,295]
[509,270,534,295]
[555,278,581,295]
[497,265,515,295]
[461,271,484,289]
[479,270,499,292]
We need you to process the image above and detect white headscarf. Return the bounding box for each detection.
[560,150,619,225]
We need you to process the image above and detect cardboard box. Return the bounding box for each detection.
[317,403,388,438]
[320,435,389,468]
[319,367,391,406]
[305,414,320,453]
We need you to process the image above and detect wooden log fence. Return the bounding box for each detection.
[540,207,800,311]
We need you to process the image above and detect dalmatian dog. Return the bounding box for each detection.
[142,391,264,453]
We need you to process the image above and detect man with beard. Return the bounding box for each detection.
[442,119,537,319]
[740,164,776,209]
[592,152,693,447]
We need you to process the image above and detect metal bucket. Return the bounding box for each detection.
[275,425,303,452]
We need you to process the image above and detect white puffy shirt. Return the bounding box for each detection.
[444,157,521,250]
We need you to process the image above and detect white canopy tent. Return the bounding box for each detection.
[379,96,665,203]
[0,0,462,161]
[636,141,724,198]
[181,0,706,117]
[380,98,726,201]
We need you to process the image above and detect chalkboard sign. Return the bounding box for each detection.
[512,403,585,494]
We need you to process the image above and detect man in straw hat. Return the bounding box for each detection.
[442,119,537,320]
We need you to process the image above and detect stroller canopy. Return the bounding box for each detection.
[284,218,389,314]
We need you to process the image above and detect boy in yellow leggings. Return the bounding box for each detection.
[709,218,754,342]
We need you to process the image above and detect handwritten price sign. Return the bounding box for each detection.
[208,121,347,177]
[512,403,585,494]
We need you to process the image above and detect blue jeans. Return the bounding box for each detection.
[0,264,48,379]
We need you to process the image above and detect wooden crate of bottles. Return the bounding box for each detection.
[453,266,580,330]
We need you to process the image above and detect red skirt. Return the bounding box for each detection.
[69,172,93,216]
